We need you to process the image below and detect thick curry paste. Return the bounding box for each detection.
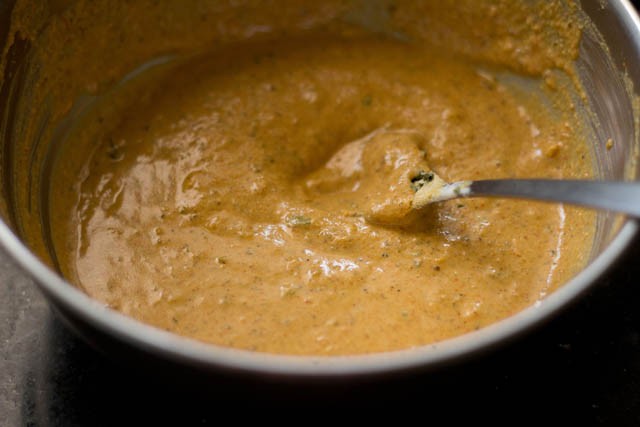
[40,2,593,355]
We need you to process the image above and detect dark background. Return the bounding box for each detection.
[4,3,640,425]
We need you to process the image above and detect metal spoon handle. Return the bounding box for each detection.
[460,179,640,217]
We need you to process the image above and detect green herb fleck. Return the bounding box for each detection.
[410,170,434,192]
[107,139,123,161]
[279,284,300,297]
[362,94,373,106]
[287,215,312,227]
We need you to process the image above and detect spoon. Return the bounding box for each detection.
[411,172,640,217]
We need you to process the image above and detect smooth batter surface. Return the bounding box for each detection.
[48,32,594,355]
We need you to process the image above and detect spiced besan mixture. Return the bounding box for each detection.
[11,1,595,355]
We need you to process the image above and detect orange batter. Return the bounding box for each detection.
[47,30,594,355]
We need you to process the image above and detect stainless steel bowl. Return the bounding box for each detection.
[0,0,639,378]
